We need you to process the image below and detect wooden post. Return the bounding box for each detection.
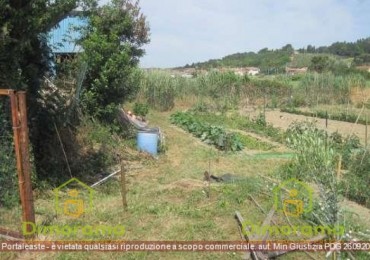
[325,111,328,128]
[263,93,266,118]
[365,116,368,148]
[8,91,35,237]
[17,92,35,231]
[120,161,128,209]
[337,155,342,181]
[0,90,35,239]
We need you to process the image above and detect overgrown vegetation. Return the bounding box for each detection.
[133,102,149,117]
[280,121,370,209]
[137,70,291,112]
[290,72,366,106]
[0,0,150,195]
[0,102,18,208]
[80,0,149,122]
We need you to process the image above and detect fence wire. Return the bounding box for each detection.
[0,96,22,230]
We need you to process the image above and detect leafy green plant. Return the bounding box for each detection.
[341,149,370,207]
[80,1,150,121]
[255,112,267,127]
[133,103,149,117]
[170,112,243,151]
[284,121,342,240]
[0,103,18,208]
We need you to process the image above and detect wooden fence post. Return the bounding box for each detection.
[120,160,128,209]
[17,91,35,233]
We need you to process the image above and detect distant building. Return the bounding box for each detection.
[230,67,260,76]
[48,12,87,62]
[285,67,308,75]
[245,67,260,76]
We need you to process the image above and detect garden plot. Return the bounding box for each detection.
[249,109,369,145]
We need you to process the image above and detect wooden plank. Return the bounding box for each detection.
[258,208,275,242]
[0,89,13,96]
[0,227,24,240]
[235,211,269,260]
[9,92,29,230]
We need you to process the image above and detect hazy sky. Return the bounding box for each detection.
[101,0,370,68]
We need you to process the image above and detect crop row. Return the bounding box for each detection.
[281,107,368,125]
[170,112,244,151]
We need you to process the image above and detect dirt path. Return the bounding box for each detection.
[251,110,369,145]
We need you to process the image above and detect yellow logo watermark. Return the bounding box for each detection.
[22,178,125,238]
[241,178,345,238]
[54,178,94,218]
[273,178,313,217]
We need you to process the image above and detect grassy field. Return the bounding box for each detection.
[2,70,370,259]
[2,107,370,260]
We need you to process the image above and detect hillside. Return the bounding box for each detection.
[184,37,370,71]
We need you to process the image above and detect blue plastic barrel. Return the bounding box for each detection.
[137,130,159,155]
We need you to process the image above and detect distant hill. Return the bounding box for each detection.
[183,37,370,72]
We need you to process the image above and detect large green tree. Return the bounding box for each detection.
[0,1,96,181]
[80,0,150,122]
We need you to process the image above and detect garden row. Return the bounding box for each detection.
[281,107,368,125]
[170,112,274,152]
[170,112,244,151]
[190,104,284,143]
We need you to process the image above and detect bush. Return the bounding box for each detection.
[0,103,18,208]
[342,149,370,207]
[133,103,149,117]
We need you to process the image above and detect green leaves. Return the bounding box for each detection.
[80,0,150,121]
[170,112,244,152]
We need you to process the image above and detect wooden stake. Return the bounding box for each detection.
[208,159,211,199]
[120,161,128,209]
[337,155,342,181]
[365,116,368,148]
[17,92,35,236]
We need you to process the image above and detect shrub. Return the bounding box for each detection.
[133,103,149,117]
[342,149,370,207]
[0,103,18,208]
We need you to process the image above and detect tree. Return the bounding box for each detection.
[306,45,316,53]
[0,1,100,181]
[309,56,331,73]
[80,0,150,122]
[281,44,294,54]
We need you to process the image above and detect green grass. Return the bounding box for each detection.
[1,111,369,260]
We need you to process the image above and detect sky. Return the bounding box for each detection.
[100,0,370,68]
